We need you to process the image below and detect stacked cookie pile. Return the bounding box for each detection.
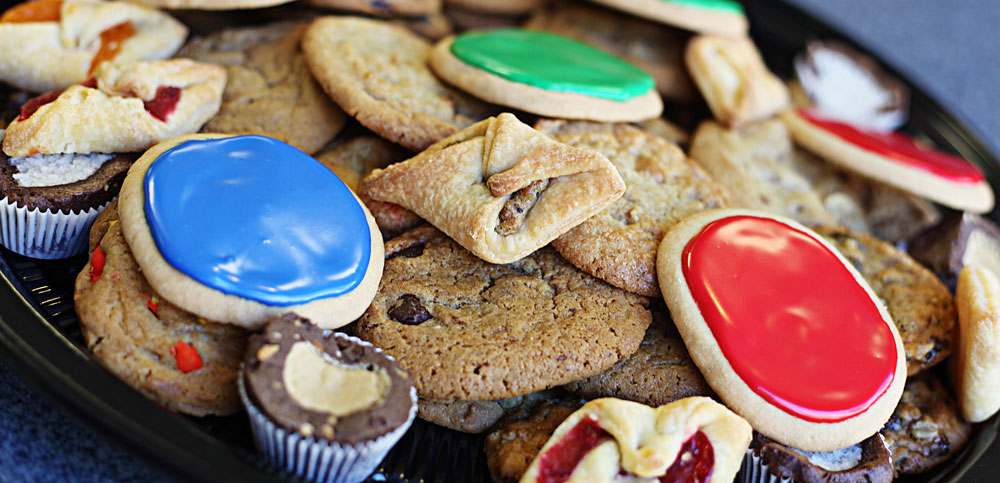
[2,0,999,482]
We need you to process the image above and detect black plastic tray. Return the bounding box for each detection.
[2,0,1000,481]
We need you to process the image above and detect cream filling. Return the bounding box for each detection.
[790,442,862,472]
[282,341,390,416]
[9,153,113,187]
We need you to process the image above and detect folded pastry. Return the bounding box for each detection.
[362,113,625,264]
[3,59,226,156]
[685,34,789,128]
[0,0,187,92]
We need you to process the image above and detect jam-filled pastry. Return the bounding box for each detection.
[657,209,906,452]
[117,134,384,330]
[0,0,187,93]
[3,59,226,157]
[685,34,789,128]
[519,397,751,483]
[362,113,625,264]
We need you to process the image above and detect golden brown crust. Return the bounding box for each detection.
[355,226,652,400]
[656,209,906,451]
[815,225,956,375]
[685,35,789,128]
[302,16,492,152]
[3,59,226,156]
[0,0,188,93]
[430,36,663,123]
[74,213,248,416]
[364,114,626,264]
[951,265,1000,422]
[537,120,728,296]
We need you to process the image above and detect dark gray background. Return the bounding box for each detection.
[2,0,999,480]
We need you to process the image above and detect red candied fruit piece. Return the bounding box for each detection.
[170,341,202,373]
[660,431,714,483]
[89,246,105,282]
[537,416,611,483]
[143,86,182,122]
[0,0,61,23]
[146,295,160,318]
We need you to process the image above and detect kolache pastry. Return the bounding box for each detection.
[657,209,906,451]
[685,34,790,128]
[951,265,1000,423]
[782,107,995,213]
[881,373,971,475]
[74,201,249,417]
[302,16,493,152]
[746,433,894,483]
[117,133,384,330]
[519,397,751,483]
[176,21,346,155]
[241,314,417,483]
[909,212,1000,291]
[363,114,626,264]
[586,0,748,37]
[815,225,956,375]
[536,120,729,297]
[688,119,838,228]
[524,2,698,103]
[355,225,652,401]
[429,28,663,122]
[0,0,187,93]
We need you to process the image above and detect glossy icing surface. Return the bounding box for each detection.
[800,108,985,183]
[664,0,744,14]
[143,135,371,306]
[681,215,897,423]
[450,29,654,102]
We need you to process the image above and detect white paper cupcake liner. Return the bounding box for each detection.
[739,449,794,483]
[238,338,418,483]
[0,196,110,259]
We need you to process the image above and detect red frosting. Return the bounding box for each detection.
[681,215,897,423]
[799,108,984,183]
[537,416,610,483]
[143,86,181,122]
[661,431,713,483]
[170,340,202,373]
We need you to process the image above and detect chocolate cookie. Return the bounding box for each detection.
[485,401,581,483]
[751,433,893,483]
[417,389,564,434]
[909,212,1000,291]
[302,16,493,151]
[355,225,652,401]
[74,209,249,417]
[816,225,956,375]
[536,120,729,297]
[178,21,346,155]
[881,373,971,475]
[562,304,713,405]
[1,151,134,214]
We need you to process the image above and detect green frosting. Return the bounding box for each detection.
[449,29,654,102]
[663,0,745,14]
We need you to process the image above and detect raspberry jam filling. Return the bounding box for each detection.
[537,417,714,483]
[144,86,181,122]
[0,0,61,23]
[89,21,136,74]
[17,89,62,121]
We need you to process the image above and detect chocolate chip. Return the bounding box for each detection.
[388,294,431,325]
[388,243,425,260]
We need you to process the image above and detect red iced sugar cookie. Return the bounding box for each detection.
[657,209,906,452]
[782,108,994,213]
[520,397,751,483]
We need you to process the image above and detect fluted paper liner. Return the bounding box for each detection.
[740,448,793,483]
[0,197,109,259]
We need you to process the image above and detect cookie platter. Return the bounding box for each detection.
[1,0,1000,481]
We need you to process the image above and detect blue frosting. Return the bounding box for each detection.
[143,135,371,307]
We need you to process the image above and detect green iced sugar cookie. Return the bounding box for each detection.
[450,29,654,102]
[666,0,744,14]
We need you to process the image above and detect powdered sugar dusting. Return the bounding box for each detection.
[10,153,113,187]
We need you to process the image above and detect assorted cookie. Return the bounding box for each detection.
[747,433,894,483]
[881,373,971,475]
[0,0,188,92]
[430,28,663,122]
[587,0,748,37]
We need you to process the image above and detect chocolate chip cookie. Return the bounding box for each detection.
[816,225,955,375]
[178,21,346,154]
[562,304,713,405]
[881,373,971,475]
[355,225,652,401]
[536,119,729,297]
[74,207,249,417]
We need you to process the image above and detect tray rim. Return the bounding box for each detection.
[0,0,999,481]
